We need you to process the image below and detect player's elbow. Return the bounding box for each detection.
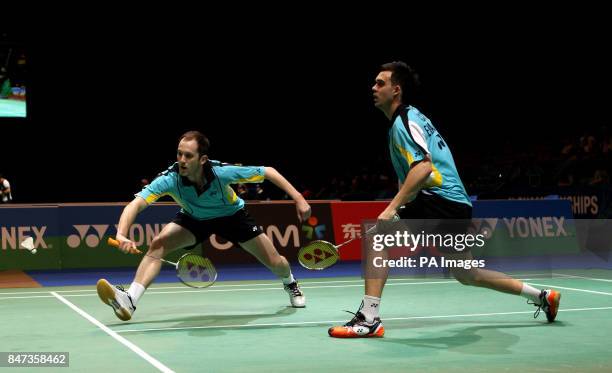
[415,159,433,175]
[264,166,277,179]
[128,197,148,213]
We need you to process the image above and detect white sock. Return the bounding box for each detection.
[520,283,541,304]
[127,282,146,305]
[282,272,296,285]
[360,295,381,323]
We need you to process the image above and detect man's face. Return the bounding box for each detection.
[177,138,207,177]
[372,71,398,109]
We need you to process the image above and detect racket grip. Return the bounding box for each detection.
[107,237,141,254]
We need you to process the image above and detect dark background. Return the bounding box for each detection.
[1,20,611,203]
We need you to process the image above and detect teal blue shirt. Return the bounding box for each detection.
[136,161,266,219]
[389,105,472,206]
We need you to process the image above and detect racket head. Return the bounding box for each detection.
[175,253,218,288]
[298,240,339,270]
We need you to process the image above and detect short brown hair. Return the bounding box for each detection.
[380,61,420,104]
[179,131,210,156]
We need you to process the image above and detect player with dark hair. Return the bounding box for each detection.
[97,131,311,321]
[328,62,561,338]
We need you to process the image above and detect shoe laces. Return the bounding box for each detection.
[342,310,366,327]
[285,282,303,297]
[527,299,542,319]
[527,291,548,319]
[115,285,136,310]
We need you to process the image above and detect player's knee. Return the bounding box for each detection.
[149,235,166,253]
[270,255,288,270]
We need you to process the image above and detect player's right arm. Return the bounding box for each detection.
[380,157,433,220]
[380,117,434,220]
[115,166,176,253]
[115,197,148,253]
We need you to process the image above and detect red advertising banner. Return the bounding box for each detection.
[329,201,387,260]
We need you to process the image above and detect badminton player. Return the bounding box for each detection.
[97,131,311,321]
[328,62,561,338]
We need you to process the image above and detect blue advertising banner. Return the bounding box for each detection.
[1,206,61,270]
[1,202,335,270]
[471,199,577,257]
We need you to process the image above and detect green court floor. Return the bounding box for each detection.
[1,270,612,372]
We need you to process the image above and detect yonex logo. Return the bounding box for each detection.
[1,226,48,250]
[67,225,109,248]
[302,216,326,240]
[302,247,335,264]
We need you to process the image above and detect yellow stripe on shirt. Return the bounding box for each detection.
[144,192,187,210]
[145,193,161,204]
[234,174,265,183]
[226,186,239,204]
[395,142,415,165]
[426,164,443,188]
[395,142,443,187]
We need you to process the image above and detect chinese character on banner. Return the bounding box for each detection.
[341,223,361,239]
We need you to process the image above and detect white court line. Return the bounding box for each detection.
[0,277,572,300]
[51,292,174,373]
[526,283,612,297]
[552,273,612,283]
[0,295,58,300]
[115,306,612,334]
[0,281,458,300]
[0,277,451,296]
[0,272,560,296]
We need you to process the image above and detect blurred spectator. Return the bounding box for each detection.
[140,178,150,189]
[300,183,313,200]
[253,184,270,200]
[580,132,596,154]
[560,137,577,158]
[0,174,13,203]
[236,183,250,200]
[557,171,574,187]
[376,174,397,200]
[589,169,610,186]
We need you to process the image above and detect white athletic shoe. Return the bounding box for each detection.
[284,281,306,308]
[96,279,136,321]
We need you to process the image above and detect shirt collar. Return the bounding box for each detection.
[180,161,215,192]
[390,104,409,125]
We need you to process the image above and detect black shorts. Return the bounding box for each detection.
[397,192,473,253]
[399,192,472,219]
[172,208,263,247]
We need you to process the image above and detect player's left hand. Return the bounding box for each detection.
[378,208,398,221]
[296,200,312,223]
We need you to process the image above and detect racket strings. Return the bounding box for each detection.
[177,254,217,287]
[299,241,339,270]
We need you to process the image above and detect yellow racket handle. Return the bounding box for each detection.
[107,237,142,255]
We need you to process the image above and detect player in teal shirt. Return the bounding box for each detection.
[388,104,471,206]
[97,131,311,321]
[136,160,266,220]
[329,61,561,338]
